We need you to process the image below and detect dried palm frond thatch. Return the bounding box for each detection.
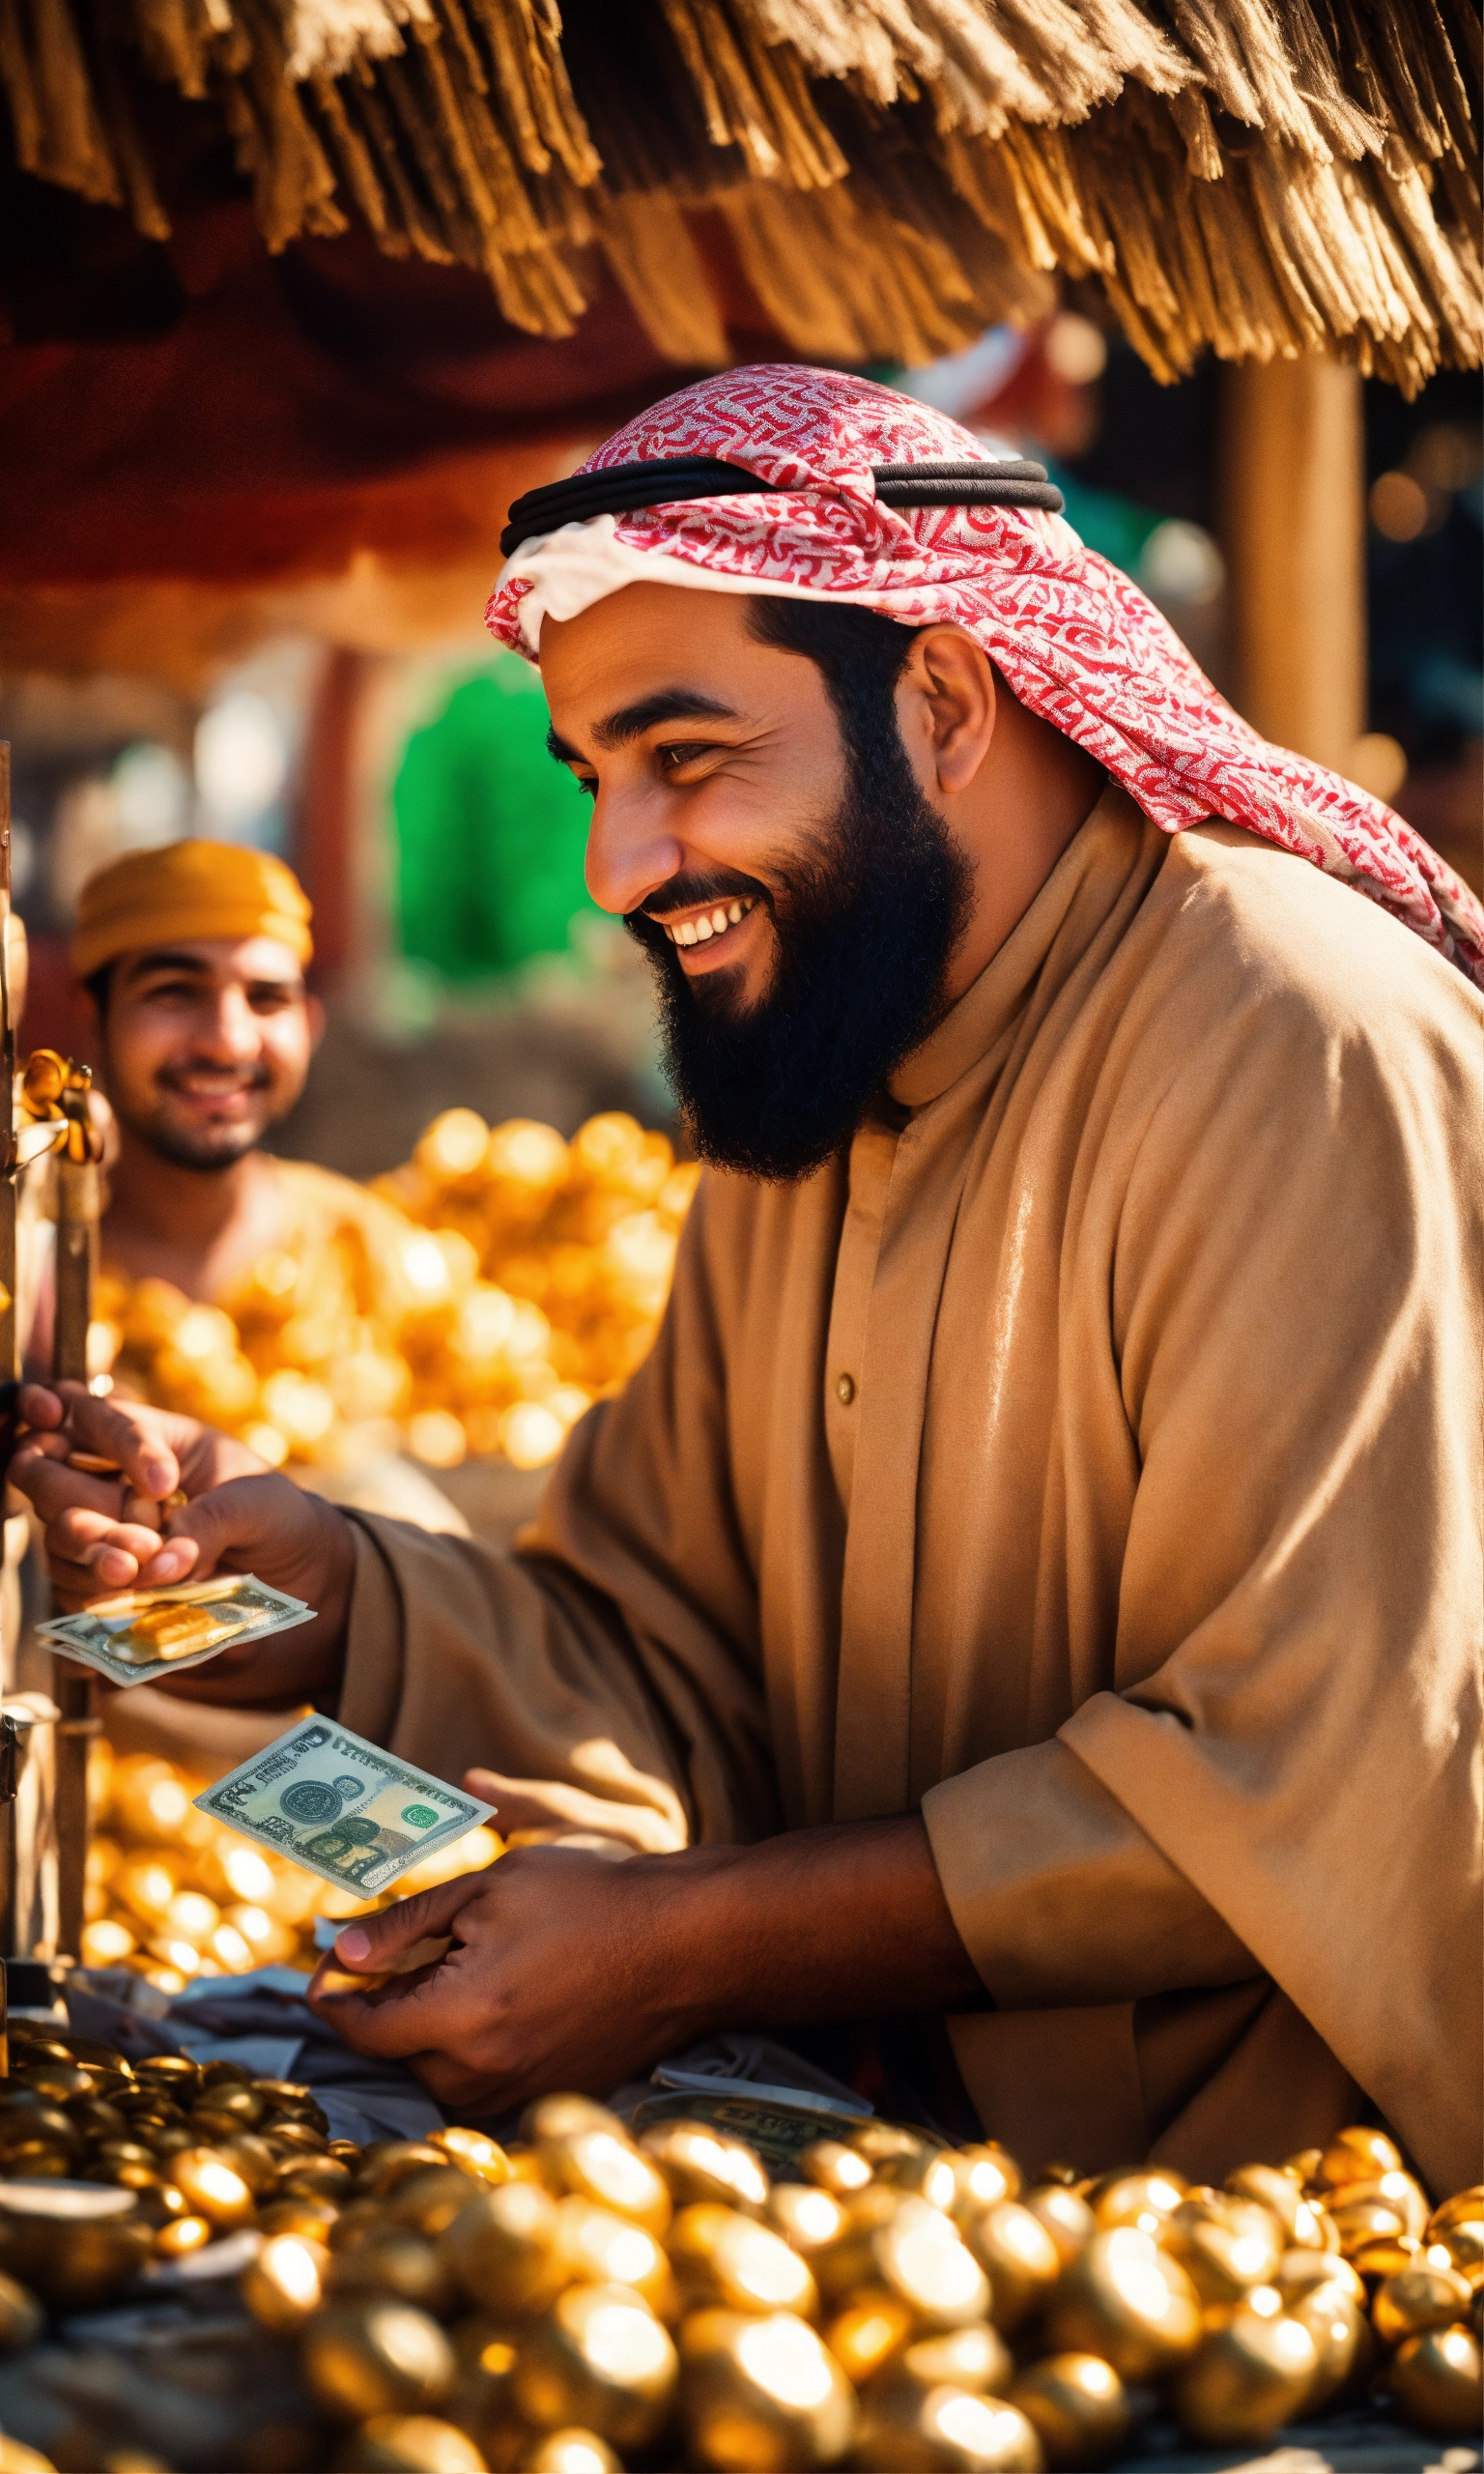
[0,0,1478,390]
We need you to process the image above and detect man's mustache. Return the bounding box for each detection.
[630,868,770,926]
[157,1061,272,1093]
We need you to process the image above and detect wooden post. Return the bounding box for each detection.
[0,750,12,2049]
[1220,357,1366,772]
[52,1077,100,1966]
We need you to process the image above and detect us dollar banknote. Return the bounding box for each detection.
[195,1716,496,1894]
[39,1575,314,1689]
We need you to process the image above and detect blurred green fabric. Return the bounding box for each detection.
[394,654,597,981]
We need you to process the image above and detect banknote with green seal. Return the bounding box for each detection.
[195,1715,496,1894]
[38,1573,315,1688]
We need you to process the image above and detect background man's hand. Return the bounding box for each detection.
[11,1382,354,1704]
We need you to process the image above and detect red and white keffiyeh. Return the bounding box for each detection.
[487,364,1484,987]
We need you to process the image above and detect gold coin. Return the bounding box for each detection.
[1020,2186,1094,2270]
[329,2234,459,2320]
[668,2204,817,2321]
[1172,2298,1319,2445]
[242,2233,328,2332]
[854,2377,1043,2471]
[515,2432,620,2474]
[330,2416,488,2474]
[1085,2172,1186,2236]
[538,2132,671,2238]
[1043,2229,1202,2381]
[640,2122,768,2215]
[165,2148,255,2230]
[679,2308,856,2471]
[515,2284,677,2452]
[442,2181,570,2319]
[303,2301,458,2424]
[823,2290,916,2384]
[797,2142,872,2199]
[961,2201,1059,2334]
[1386,2323,1483,2439]
[1005,2353,1129,2470]
[1373,2263,1474,2349]
[552,2199,676,2319]
[155,2216,213,2259]
[433,2129,511,2188]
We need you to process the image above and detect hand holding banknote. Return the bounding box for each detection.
[12,1381,355,1703]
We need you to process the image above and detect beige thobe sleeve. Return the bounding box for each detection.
[334,1180,783,1851]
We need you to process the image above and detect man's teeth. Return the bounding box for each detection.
[669,898,753,948]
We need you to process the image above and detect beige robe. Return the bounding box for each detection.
[337,787,1482,2197]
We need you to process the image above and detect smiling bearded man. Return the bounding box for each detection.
[14,368,1483,2194]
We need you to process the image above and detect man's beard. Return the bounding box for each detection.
[107,1060,273,1173]
[627,726,972,1183]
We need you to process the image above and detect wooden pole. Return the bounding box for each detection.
[1220,356,1366,773]
[0,750,13,2049]
[52,1075,100,1967]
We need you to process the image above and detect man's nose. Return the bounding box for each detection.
[195,989,261,1061]
[584,783,685,920]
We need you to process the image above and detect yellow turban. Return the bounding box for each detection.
[71,841,313,980]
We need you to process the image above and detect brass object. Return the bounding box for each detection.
[669,2203,818,2320]
[386,2167,486,2241]
[433,2128,511,2186]
[1171,2297,1319,2443]
[360,2142,452,2195]
[279,2158,356,2202]
[1161,2196,1283,2306]
[1020,2186,1094,2270]
[155,2214,212,2258]
[1270,2248,1364,2308]
[303,2299,458,2422]
[640,2121,769,2214]
[1043,2229,1203,2380]
[538,2130,671,2237]
[895,2326,1014,2398]
[824,2290,916,2383]
[951,2146,1022,2217]
[515,2282,677,2450]
[218,2132,281,2197]
[242,2232,329,2331]
[876,2150,960,2213]
[854,2378,1045,2470]
[515,2433,620,2474]
[0,2272,42,2355]
[1426,2221,1484,2285]
[1428,2187,1484,2237]
[331,2417,489,2474]
[1086,2172,1186,2235]
[1225,2163,1330,2249]
[1315,2129,1402,2189]
[1005,2353,1130,2470]
[679,2307,857,2470]
[1373,2262,1474,2348]
[851,2124,928,2168]
[1325,2172,1428,2240]
[798,2142,872,2198]
[1285,2277,1371,2412]
[1385,2323,1483,2439]
[0,2185,154,2309]
[552,2199,677,2319]
[442,2181,571,2318]
[961,2201,1059,2333]
[870,2197,991,2332]
[328,2233,460,2319]
[165,2146,255,2229]
[767,2185,847,2258]
[523,2098,625,2144]
[84,2139,162,2191]
[1330,2199,1408,2258]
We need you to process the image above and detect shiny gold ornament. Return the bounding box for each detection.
[1386,2323,1483,2439]
[797,2142,872,2197]
[1224,2163,1329,2249]
[443,2181,570,2318]
[1086,2171,1186,2235]
[433,2129,511,2186]
[1286,2276,1370,2413]
[961,2201,1059,2333]
[1349,2233,1420,2281]
[0,2186,155,2310]
[386,2168,486,2241]
[669,2204,818,2320]
[1270,2247,1364,2308]
[515,2283,677,2451]
[1172,2295,1318,2443]
[0,2104,82,2176]
[0,2272,43,2355]
[538,2130,671,2237]
[1020,2185,1094,2270]
[515,2433,620,2474]
[1428,2187,1484,2237]
[1161,2196,1283,2306]
[133,2057,200,2101]
[679,2307,857,2471]
[854,2378,1044,2471]
[154,2215,212,2258]
[331,2417,489,2474]
[1325,2172,1428,2240]
[329,2233,460,2318]
[258,2194,341,2241]
[1315,2128,1403,2188]
[361,2143,453,2194]
[1331,2199,1408,2258]
[83,2140,162,2191]
[823,2291,916,2383]
[950,2146,1021,2217]
[218,2132,281,2197]
[1427,2221,1484,2285]
[280,2158,356,2202]
[1372,2262,1473,2348]
[553,2199,677,2318]
[851,2124,928,2168]
[641,2121,769,2214]
[166,2147,255,2229]
[303,2300,458,2423]
[242,2232,328,2331]
[1005,2353,1129,2470]
[766,2185,847,2258]
[522,2098,625,2145]
[1043,2229,1203,2380]
[877,2150,961,2212]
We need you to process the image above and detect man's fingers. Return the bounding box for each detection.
[16,1385,65,1432]
[306,1959,456,2058]
[26,1383,180,1501]
[328,1874,488,1972]
[48,1509,189,1596]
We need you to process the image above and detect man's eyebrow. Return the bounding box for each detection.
[546,691,741,766]
[123,951,214,980]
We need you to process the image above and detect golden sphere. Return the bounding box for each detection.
[302,2301,458,2423]
[640,2122,768,2215]
[442,2182,570,2319]
[331,2414,489,2472]
[1224,2164,1327,2249]
[538,2132,671,2238]
[165,2148,255,2230]
[433,2130,512,2188]
[1427,2187,1484,2238]
[1331,2200,1408,2259]
[1315,2128,1402,2189]
[896,2327,1014,2399]
[797,2142,872,2199]
[1325,2173,1429,2241]
[515,2283,677,2451]
[1290,2278,1371,2413]
[155,2215,213,2259]
[962,2201,1059,2334]
[258,2197,342,2242]
[876,2151,961,2214]
[329,2233,460,2318]
[1427,2221,1484,2285]
[669,2204,818,2321]
[1020,2187,1094,2271]
[1387,2324,1483,2439]
[1161,2197,1283,2307]
[1270,2248,1364,2308]
[242,2233,328,2332]
[766,2186,847,2259]
[823,2291,916,2384]
[552,2199,676,2319]
[851,2124,928,2169]
[1373,2263,1473,2349]
[1085,2172,1185,2236]
[1172,2297,1318,2443]
[1043,2229,1202,2381]
[854,2379,1044,2471]
[522,2098,626,2145]
[0,2199,154,2311]
[679,2307,857,2470]
[386,2168,489,2242]
[1005,2352,1129,2470]
[515,2432,620,2474]
[359,2143,453,2197]
[950,2146,1022,2216]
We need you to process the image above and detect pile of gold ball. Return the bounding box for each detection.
[0,2041,1477,2474]
[94,1111,697,1476]
[79,1743,502,1994]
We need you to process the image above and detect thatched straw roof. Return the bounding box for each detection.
[2,0,1479,391]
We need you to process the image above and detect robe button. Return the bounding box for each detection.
[835,1373,856,1406]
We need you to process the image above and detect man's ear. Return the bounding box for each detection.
[898,627,998,796]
